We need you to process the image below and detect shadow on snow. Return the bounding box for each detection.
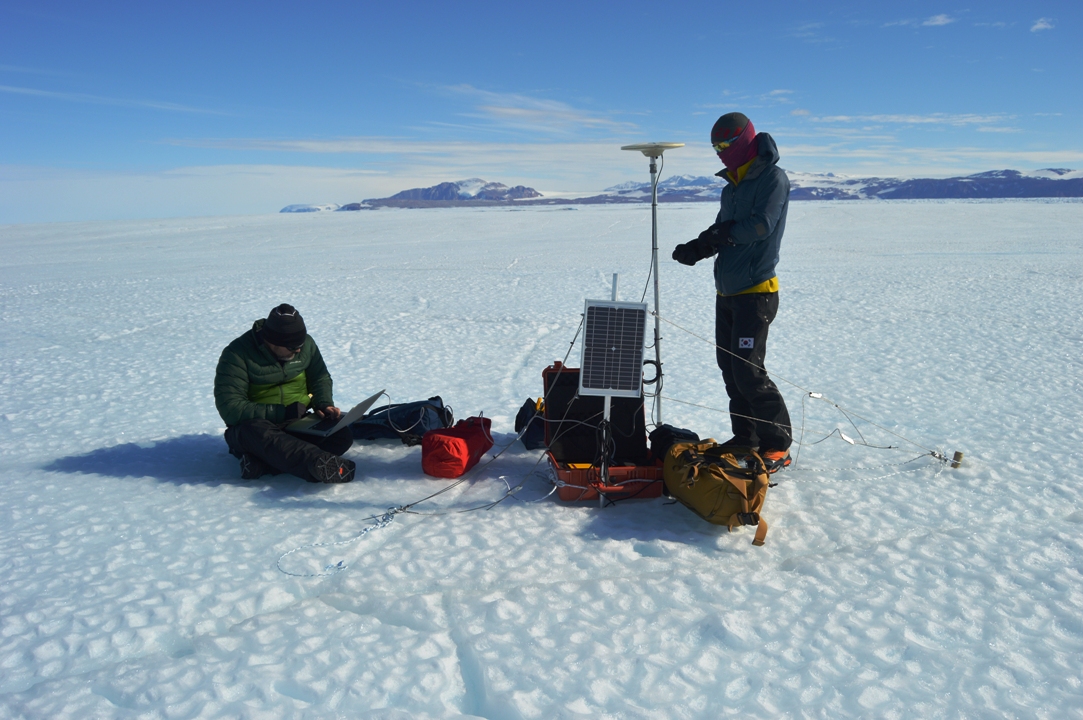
[43,433,237,482]
[41,434,716,545]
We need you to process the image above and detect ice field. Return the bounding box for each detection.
[2,199,1082,718]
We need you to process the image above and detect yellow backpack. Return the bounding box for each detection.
[664,441,771,546]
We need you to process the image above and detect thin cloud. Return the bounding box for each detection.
[788,22,835,43]
[923,14,955,26]
[782,128,899,143]
[443,85,637,135]
[884,15,958,29]
[783,143,1083,167]
[791,22,824,34]
[167,137,431,154]
[0,64,70,77]
[164,137,646,164]
[0,84,226,114]
[765,90,794,105]
[791,109,810,116]
[1031,18,1054,32]
[813,113,1012,127]
[153,137,672,196]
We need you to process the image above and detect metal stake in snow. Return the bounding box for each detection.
[620,142,684,426]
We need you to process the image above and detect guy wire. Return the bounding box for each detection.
[653,310,945,459]
[277,315,589,576]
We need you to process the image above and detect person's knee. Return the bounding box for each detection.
[232,418,281,448]
[731,366,771,397]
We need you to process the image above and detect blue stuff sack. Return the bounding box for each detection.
[351,396,453,446]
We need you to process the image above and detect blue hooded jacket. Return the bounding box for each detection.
[712,132,789,295]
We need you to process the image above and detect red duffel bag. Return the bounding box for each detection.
[421,417,494,478]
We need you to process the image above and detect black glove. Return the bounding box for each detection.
[672,241,706,265]
[672,220,735,266]
[284,402,308,420]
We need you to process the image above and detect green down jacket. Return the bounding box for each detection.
[214,319,335,426]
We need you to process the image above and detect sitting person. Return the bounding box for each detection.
[214,303,356,483]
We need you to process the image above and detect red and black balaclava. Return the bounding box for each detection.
[711,112,759,172]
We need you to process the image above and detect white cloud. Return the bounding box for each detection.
[790,22,832,42]
[812,113,1012,127]
[0,84,224,114]
[923,14,955,26]
[791,109,811,116]
[0,136,663,223]
[779,143,1083,177]
[442,85,637,136]
[1031,17,1054,32]
[0,64,69,76]
[886,15,957,28]
[160,138,652,190]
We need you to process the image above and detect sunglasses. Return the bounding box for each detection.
[713,138,739,153]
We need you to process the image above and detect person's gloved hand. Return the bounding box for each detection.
[672,220,735,265]
[672,241,705,265]
[284,402,308,420]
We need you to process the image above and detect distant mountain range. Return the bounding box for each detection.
[280,169,1083,212]
[613,168,1083,202]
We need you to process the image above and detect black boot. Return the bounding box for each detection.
[238,452,271,480]
[308,455,356,483]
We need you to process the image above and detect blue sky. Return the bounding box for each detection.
[1,0,1079,222]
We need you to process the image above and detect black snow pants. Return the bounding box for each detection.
[224,418,353,482]
[715,291,792,451]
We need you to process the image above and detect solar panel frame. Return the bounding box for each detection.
[579,300,648,398]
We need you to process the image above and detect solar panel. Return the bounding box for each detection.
[579,300,647,398]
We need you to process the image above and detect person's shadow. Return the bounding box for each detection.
[42,433,427,488]
[43,434,238,482]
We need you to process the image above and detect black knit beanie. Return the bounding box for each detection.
[261,303,307,348]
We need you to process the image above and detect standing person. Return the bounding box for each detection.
[214,303,356,483]
[671,112,792,473]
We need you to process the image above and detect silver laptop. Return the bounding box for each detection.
[288,389,385,437]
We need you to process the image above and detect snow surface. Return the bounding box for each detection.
[2,200,1083,718]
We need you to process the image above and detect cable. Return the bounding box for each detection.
[640,152,665,305]
[361,393,454,438]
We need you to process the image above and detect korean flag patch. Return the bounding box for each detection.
[738,337,755,349]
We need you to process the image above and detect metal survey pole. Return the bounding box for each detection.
[649,155,663,425]
[621,142,683,427]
